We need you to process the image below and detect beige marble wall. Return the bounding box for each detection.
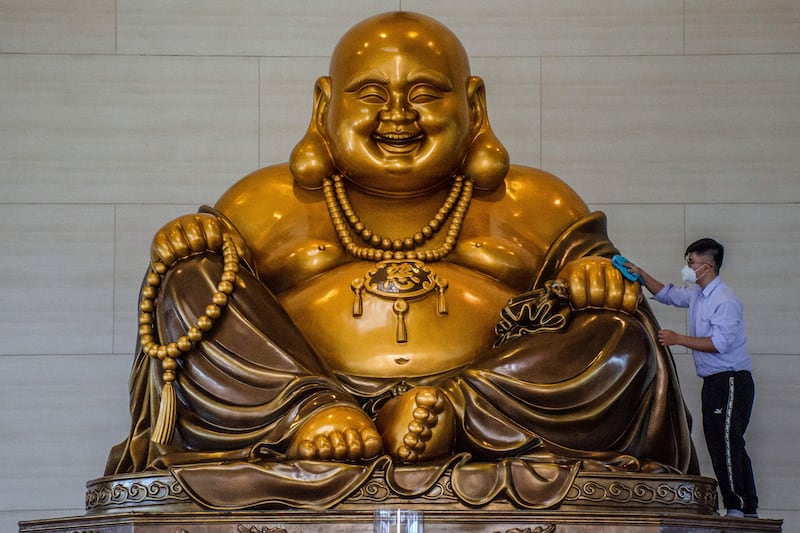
[1,1,798,530]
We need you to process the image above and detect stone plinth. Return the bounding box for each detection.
[81,469,718,515]
[18,469,783,532]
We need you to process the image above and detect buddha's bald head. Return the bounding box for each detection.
[329,11,471,85]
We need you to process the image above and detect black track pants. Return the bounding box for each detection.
[701,370,758,514]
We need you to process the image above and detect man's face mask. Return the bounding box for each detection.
[681,264,699,283]
[681,260,710,283]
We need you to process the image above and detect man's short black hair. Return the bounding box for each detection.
[685,237,724,272]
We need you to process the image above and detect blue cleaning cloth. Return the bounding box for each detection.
[611,255,644,283]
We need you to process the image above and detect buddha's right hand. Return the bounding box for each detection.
[150,213,249,268]
[286,405,383,462]
[557,256,642,315]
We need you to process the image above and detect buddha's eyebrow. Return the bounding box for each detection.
[407,69,453,91]
[344,71,390,92]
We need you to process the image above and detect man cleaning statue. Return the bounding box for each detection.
[105,11,698,510]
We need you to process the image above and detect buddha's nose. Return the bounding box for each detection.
[380,96,417,123]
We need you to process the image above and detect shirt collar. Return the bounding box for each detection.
[702,276,722,297]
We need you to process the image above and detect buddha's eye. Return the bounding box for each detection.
[355,84,388,104]
[408,84,444,104]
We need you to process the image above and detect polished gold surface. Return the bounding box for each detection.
[105,11,698,511]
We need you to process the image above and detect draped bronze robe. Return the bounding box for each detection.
[106,211,697,510]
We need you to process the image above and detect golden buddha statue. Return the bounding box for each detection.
[106,11,697,510]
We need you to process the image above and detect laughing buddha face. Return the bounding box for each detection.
[320,12,479,197]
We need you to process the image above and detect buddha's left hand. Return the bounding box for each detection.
[557,256,641,315]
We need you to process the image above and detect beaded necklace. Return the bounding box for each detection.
[322,174,473,262]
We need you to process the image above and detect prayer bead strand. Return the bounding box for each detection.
[139,234,239,370]
[140,234,240,445]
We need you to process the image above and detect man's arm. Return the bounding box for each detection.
[623,262,664,295]
[657,330,718,353]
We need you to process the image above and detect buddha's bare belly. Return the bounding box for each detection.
[277,260,516,378]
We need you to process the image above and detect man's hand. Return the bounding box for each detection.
[557,256,642,315]
[657,329,680,346]
[150,213,249,268]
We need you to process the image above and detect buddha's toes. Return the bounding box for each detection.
[383,386,455,463]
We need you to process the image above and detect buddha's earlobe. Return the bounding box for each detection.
[462,128,509,191]
[290,76,336,190]
[460,76,509,191]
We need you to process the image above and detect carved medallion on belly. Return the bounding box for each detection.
[352,259,448,343]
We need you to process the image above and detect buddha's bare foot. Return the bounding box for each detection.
[375,386,455,463]
[286,405,383,461]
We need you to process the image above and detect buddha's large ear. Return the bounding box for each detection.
[289,76,336,190]
[460,76,509,191]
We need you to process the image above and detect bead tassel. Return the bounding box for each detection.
[151,381,177,445]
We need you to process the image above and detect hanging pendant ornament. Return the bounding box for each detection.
[351,259,448,343]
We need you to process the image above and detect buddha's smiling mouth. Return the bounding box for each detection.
[374,131,424,154]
